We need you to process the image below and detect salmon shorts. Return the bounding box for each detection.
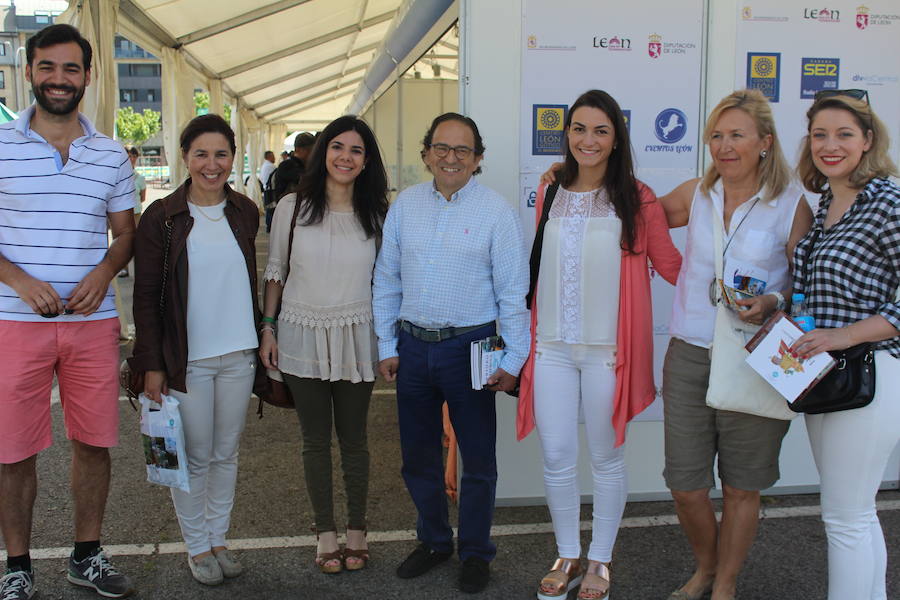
[0,318,121,464]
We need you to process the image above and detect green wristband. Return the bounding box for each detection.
[261,316,276,324]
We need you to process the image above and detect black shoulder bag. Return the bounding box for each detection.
[789,226,876,414]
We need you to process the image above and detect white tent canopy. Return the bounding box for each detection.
[57,0,457,200]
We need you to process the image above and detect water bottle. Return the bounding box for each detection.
[791,293,815,332]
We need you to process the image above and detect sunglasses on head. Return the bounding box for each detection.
[814,88,870,104]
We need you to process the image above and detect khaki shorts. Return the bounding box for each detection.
[662,337,790,491]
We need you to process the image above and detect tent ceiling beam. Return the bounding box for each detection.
[259,75,365,118]
[267,88,357,121]
[251,63,369,110]
[236,41,379,96]
[219,9,396,79]
[177,0,314,46]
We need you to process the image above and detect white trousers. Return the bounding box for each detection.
[806,351,900,600]
[169,349,255,556]
[533,341,626,562]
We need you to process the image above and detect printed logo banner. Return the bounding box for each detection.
[800,57,840,98]
[531,105,567,156]
[746,52,782,102]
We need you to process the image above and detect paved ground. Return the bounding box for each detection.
[4,186,898,599]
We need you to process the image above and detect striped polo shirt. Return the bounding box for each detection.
[0,105,135,322]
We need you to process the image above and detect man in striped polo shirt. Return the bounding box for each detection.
[0,24,135,600]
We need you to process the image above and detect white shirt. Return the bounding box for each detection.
[185,201,258,361]
[0,105,135,322]
[537,187,621,345]
[670,179,805,348]
[258,160,276,189]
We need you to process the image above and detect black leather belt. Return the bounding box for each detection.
[399,320,493,343]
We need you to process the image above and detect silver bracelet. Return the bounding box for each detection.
[767,291,786,311]
[260,325,277,336]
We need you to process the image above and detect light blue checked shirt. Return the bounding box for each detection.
[373,177,530,375]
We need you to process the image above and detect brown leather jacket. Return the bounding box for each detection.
[128,179,267,396]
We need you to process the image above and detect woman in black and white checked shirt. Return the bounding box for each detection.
[792,91,899,600]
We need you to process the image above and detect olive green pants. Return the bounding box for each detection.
[283,375,374,532]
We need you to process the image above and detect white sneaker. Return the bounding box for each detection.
[213,549,243,578]
[187,555,223,586]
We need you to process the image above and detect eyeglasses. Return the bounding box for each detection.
[814,88,870,105]
[428,143,475,159]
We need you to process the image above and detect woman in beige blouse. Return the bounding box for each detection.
[259,116,388,574]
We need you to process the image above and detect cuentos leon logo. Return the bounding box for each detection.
[593,35,632,51]
[803,7,840,22]
[526,34,575,51]
[654,108,687,144]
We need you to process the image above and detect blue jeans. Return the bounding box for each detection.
[396,323,498,562]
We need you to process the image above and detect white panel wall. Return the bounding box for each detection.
[461,0,900,504]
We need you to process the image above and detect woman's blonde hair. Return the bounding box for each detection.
[700,89,791,202]
[797,94,898,192]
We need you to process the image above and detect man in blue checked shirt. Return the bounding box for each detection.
[373,113,529,594]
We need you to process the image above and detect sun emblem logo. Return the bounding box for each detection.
[540,110,561,130]
[753,57,774,77]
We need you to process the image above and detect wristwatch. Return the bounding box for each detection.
[767,291,786,312]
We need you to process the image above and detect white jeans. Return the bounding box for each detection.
[169,349,256,556]
[533,341,626,562]
[806,351,900,600]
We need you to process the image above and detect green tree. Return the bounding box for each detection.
[115,106,161,147]
[194,91,232,122]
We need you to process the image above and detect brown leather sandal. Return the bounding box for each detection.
[577,561,610,600]
[314,529,342,574]
[537,557,582,600]
[342,525,369,571]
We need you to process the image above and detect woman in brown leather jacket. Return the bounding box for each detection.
[129,114,264,586]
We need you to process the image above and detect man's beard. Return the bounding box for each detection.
[33,82,85,115]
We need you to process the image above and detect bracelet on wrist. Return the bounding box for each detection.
[261,316,276,324]
[260,325,276,336]
[767,291,786,312]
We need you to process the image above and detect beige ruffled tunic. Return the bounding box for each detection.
[265,196,377,383]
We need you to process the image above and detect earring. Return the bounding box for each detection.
[760,150,768,158]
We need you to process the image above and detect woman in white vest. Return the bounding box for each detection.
[791,90,899,600]
[659,89,812,600]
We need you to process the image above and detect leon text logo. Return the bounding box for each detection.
[593,36,632,51]
[648,33,662,59]
[746,52,781,102]
[803,8,840,22]
[654,109,687,144]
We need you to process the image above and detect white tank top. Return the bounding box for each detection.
[669,179,804,348]
[536,187,621,345]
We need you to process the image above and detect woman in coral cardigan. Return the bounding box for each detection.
[521,89,681,600]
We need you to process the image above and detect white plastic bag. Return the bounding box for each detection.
[139,393,190,492]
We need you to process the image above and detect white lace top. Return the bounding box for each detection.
[536,187,622,345]
[265,196,377,382]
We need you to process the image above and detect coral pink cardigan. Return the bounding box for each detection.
[517,181,682,447]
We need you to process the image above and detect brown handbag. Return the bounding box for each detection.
[261,194,305,409]
[120,218,174,405]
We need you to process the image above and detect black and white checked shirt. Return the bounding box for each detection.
[792,177,900,357]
